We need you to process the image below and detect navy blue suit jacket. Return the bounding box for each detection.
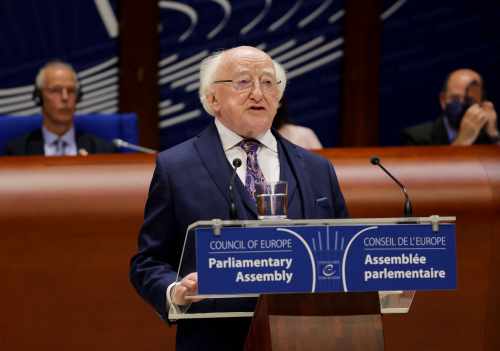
[5,128,115,155]
[402,115,494,145]
[130,122,348,350]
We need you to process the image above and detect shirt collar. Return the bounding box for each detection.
[42,125,76,145]
[214,118,277,153]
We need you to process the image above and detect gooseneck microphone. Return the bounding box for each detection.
[229,158,242,220]
[112,138,157,154]
[370,156,413,217]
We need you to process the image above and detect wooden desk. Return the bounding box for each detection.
[1,146,498,351]
[317,146,500,351]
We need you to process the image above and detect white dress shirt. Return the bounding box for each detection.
[214,118,280,184]
[42,126,77,156]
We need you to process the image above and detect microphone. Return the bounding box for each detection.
[112,138,157,154]
[370,156,413,217]
[229,158,242,220]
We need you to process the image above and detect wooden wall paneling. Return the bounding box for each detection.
[119,1,160,149]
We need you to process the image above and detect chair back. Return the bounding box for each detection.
[0,113,139,155]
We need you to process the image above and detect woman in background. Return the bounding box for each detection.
[272,96,323,149]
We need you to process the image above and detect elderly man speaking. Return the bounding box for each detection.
[130,46,348,351]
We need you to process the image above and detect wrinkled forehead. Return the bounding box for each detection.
[218,49,276,78]
[44,66,78,86]
[447,71,482,94]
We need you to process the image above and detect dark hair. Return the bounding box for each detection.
[272,95,289,130]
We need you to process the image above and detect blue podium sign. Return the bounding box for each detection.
[195,223,456,295]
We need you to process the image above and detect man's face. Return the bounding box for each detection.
[208,47,281,138]
[440,69,482,109]
[41,66,78,128]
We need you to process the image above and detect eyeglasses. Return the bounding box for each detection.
[213,77,281,93]
[44,86,78,97]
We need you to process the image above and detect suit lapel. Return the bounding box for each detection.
[194,123,258,219]
[76,134,92,153]
[278,141,297,204]
[275,133,314,218]
[235,176,258,218]
[431,117,450,145]
[27,129,45,155]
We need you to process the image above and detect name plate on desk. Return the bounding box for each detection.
[195,223,456,296]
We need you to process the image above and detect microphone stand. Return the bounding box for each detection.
[229,158,242,220]
[113,138,157,154]
[370,156,413,217]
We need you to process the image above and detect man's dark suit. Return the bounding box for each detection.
[129,122,348,351]
[5,128,115,155]
[402,115,494,145]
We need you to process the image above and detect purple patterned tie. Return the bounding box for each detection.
[239,139,266,199]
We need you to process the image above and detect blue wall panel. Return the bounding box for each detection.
[0,0,119,116]
[157,0,346,149]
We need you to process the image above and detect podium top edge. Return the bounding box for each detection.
[188,216,456,230]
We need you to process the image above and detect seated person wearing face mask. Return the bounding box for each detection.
[402,68,499,146]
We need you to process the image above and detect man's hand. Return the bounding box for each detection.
[172,272,204,306]
[453,104,488,145]
[482,101,499,140]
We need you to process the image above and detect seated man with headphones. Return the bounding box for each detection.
[6,60,115,156]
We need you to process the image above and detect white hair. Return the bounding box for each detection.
[35,60,79,90]
[198,49,287,116]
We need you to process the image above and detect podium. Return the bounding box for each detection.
[171,217,456,350]
[246,292,384,351]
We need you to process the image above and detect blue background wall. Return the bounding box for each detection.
[0,1,499,148]
[0,0,119,116]
[157,0,346,149]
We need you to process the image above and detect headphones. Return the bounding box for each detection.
[33,61,83,107]
[33,85,83,107]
